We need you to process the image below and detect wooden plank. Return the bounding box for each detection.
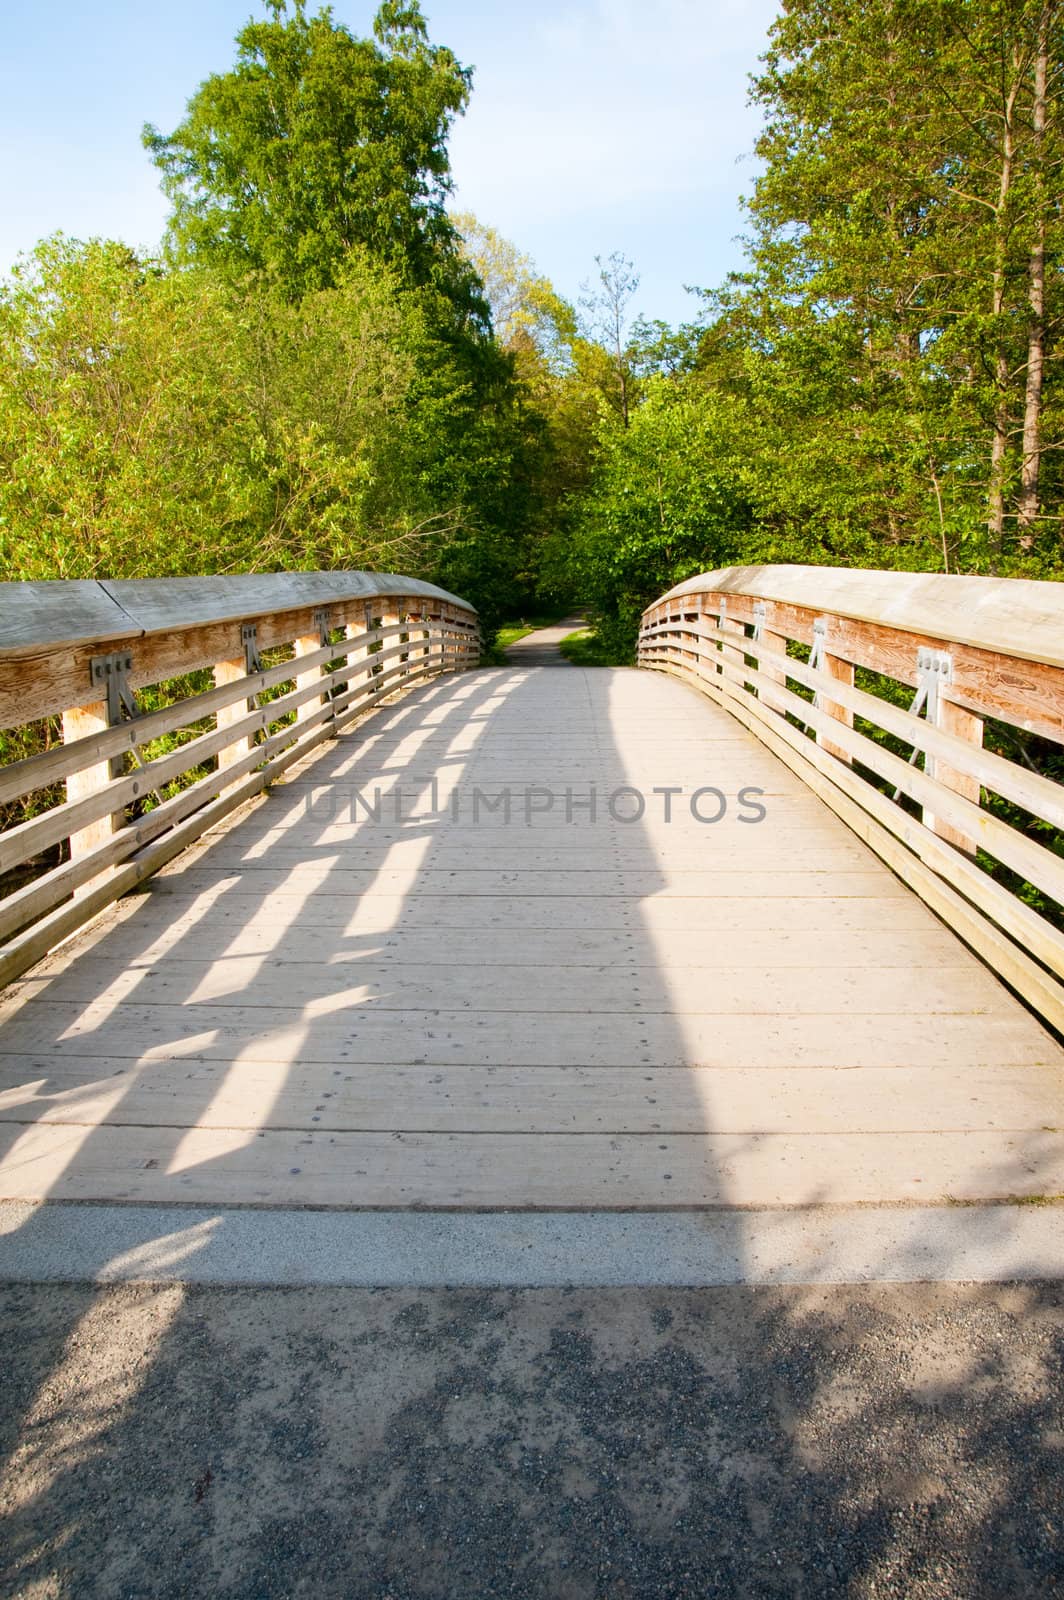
[1,1122,1061,1207]
[29,923,965,972]
[684,644,1064,911]
[294,630,327,727]
[133,865,912,898]
[213,656,251,776]
[755,626,788,714]
[0,697,330,945]
[652,564,1064,672]
[0,640,449,877]
[646,596,1064,742]
[657,659,1064,1026]
[26,889,944,938]
[0,573,472,659]
[0,1002,1049,1069]
[927,698,984,854]
[0,664,451,986]
[13,956,1003,1016]
[2,648,1060,1223]
[818,647,854,764]
[61,700,116,882]
[729,626,1064,831]
[199,809,864,845]
[97,573,473,638]
[182,843,881,874]
[2,1063,1059,1137]
[0,595,475,725]
[0,635,345,806]
[0,579,135,656]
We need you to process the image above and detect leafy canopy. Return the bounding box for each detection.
[143,0,481,314]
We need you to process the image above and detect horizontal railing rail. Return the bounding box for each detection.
[638,564,1064,1032]
[0,570,479,986]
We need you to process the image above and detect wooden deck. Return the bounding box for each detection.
[1,650,1062,1210]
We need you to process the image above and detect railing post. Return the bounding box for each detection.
[345,601,374,703]
[378,600,399,689]
[925,698,984,855]
[294,625,325,726]
[818,623,855,765]
[62,700,117,886]
[443,603,457,671]
[213,655,251,776]
[752,602,788,714]
[719,600,748,692]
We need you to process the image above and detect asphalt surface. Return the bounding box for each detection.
[1,1281,1061,1598]
[502,617,586,665]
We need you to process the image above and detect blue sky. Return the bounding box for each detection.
[0,0,779,328]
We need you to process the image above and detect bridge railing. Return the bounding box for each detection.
[638,565,1064,1032]
[0,571,479,987]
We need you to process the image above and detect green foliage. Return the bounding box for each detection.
[551,0,1063,650]
[144,0,482,320]
[731,0,1064,569]
[557,627,626,667]
[0,236,453,579]
[547,379,751,655]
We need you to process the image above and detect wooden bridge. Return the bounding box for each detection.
[0,565,1061,1264]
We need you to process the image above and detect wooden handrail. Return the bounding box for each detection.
[0,570,479,986]
[638,564,1064,1032]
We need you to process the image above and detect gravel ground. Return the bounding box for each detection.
[0,1281,1061,1599]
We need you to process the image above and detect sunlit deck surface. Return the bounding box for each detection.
[1,655,1062,1212]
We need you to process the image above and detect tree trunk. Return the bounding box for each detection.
[986,77,1019,545]
[1017,9,1049,541]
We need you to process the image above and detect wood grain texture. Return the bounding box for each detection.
[0,571,473,659]
[0,582,476,725]
[647,654,1064,1024]
[0,660,1060,1211]
[643,587,1064,740]
[61,700,116,874]
[652,563,1064,670]
[640,580,1064,1037]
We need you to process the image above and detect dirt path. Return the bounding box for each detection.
[1,1280,1061,1599]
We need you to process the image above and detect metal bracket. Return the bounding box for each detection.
[783,617,831,735]
[312,608,342,714]
[808,617,827,677]
[805,618,829,720]
[752,602,766,642]
[894,647,953,795]
[241,624,263,675]
[90,651,139,727]
[913,647,952,723]
[89,652,143,778]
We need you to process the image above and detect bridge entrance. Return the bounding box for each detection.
[2,630,1059,1218]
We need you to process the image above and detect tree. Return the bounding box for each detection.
[742,0,1064,566]
[143,0,483,319]
[453,211,577,371]
[550,378,751,654]
[0,235,476,582]
[579,252,641,425]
